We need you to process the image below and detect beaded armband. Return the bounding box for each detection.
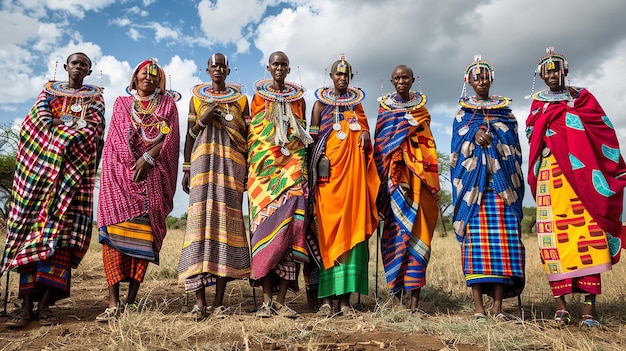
[189,128,198,139]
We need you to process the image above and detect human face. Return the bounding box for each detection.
[134,65,161,96]
[541,67,566,92]
[267,53,290,84]
[391,67,414,98]
[207,55,229,85]
[64,54,92,84]
[468,69,491,100]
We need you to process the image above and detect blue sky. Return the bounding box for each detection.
[1,0,626,217]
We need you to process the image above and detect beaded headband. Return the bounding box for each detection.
[460,54,494,99]
[536,47,568,74]
[463,54,494,82]
[130,58,166,95]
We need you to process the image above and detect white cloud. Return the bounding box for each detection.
[147,22,180,42]
[13,0,117,19]
[128,27,142,41]
[127,6,149,17]
[196,0,268,51]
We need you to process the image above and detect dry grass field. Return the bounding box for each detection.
[1,226,625,350]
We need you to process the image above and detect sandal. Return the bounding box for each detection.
[187,305,207,321]
[255,302,275,318]
[340,305,356,317]
[5,308,33,328]
[38,308,60,326]
[317,303,333,317]
[554,310,571,327]
[96,306,119,322]
[211,305,230,319]
[274,302,300,319]
[580,314,602,329]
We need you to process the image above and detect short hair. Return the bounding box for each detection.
[67,52,92,68]
[268,51,289,64]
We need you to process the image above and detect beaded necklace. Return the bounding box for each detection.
[130,93,169,144]
[459,95,511,110]
[46,81,101,129]
[314,87,366,140]
[192,82,244,121]
[379,91,426,127]
[254,79,305,102]
[532,88,574,102]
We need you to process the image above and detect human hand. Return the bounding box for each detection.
[474,129,492,147]
[131,157,153,182]
[182,172,190,194]
[358,130,371,153]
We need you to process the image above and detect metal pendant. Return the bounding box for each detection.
[541,146,551,158]
[280,146,291,156]
[332,123,341,131]
[408,118,418,126]
[336,131,347,140]
[349,123,361,131]
[75,119,87,129]
[404,113,413,120]
[60,114,74,123]
[159,122,171,135]
[71,103,83,113]
[224,113,234,121]
[458,125,469,136]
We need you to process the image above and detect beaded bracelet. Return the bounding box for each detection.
[182,162,191,172]
[189,128,198,139]
[197,118,207,129]
[143,152,156,167]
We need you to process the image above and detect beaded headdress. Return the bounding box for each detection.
[460,54,494,99]
[333,54,353,78]
[130,58,166,95]
[529,47,568,95]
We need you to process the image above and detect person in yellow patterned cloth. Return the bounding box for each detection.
[178,53,250,320]
[248,51,312,318]
[2,52,105,328]
[374,65,440,312]
[526,47,626,328]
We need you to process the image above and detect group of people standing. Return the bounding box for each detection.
[1,47,624,330]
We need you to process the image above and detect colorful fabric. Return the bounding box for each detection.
[309,103,379,270]
[102,242,149,286]
[526,87,626,242]
[18,247,72,302]
[247,94,309,281]
[535,155,612,282]
[98,94,179,254]
[99,216,157,263]
[2,85,105,277]
[374,101,440,293]
[451,104,524,242]
[318,241,369,298]
[178,95,250,290]
[549,274,601,296]
[462,190,525,298]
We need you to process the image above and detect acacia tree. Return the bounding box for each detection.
[436,151,452,237]
[0,124,18,224]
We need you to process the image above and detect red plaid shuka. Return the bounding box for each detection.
[2,86,105,274]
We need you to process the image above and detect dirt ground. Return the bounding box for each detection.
[0,274,483,351]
